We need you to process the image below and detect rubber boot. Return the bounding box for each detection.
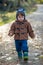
[23,52,28,61]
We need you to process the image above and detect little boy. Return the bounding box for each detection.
[8,8,35,62]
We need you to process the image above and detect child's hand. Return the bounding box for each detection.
[8,32,13,37]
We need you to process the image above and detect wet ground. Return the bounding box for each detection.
[0,4,43,65]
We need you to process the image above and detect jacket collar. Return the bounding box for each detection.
[16,19,26,24]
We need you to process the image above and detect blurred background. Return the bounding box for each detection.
[0,0,43,65]
[0,0,43,25]
[0,0,37,25]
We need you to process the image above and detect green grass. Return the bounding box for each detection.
[0,11,16,26]
[26,6,37,14]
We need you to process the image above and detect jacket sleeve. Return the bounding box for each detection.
[8,22,15,36]
[27,22,35,38]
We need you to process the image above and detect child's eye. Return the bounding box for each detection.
[18,16,20,18]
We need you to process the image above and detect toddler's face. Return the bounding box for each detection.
[18,14,24,21]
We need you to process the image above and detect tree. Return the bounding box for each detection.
[25,0,28,2]
[17,0,21,7]
[0,0,36,11]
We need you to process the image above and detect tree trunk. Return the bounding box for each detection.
[17,0,20,7]
[25,0,28,2]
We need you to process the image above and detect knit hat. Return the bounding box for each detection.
[16,8,25,19]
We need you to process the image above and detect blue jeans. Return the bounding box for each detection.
[15,40,28,59]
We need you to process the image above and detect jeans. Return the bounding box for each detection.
[15,40,28,59]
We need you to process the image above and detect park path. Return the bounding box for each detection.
[0,4,43,65]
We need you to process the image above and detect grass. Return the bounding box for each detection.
[39,55,43,59]
[0,11,16,26]
[0,6,37,26]
[26,6,37,14]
